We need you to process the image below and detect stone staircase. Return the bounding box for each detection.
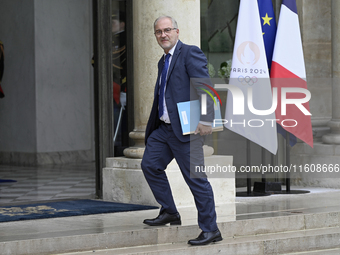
[2,209,340,255]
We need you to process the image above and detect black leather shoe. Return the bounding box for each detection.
[188,229,223,245]
[143,211,181,226]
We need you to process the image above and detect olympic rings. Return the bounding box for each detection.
[238,76,258,86]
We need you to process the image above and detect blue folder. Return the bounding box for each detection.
[177,98,223,135]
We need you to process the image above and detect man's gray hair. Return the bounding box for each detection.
[154,16,178,30]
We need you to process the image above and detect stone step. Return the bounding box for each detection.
[57,226,340,255]
[284,248,340,255]
[2,210,340,255]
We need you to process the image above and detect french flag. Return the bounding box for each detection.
[271,0,313,148]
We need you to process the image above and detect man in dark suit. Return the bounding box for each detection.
[141,16,222,246]
[111,11,129,156]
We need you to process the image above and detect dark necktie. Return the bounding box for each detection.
[159,53,171,118]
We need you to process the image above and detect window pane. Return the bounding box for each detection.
[201,0,240,79]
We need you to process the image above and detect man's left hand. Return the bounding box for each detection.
[195,123,212,136]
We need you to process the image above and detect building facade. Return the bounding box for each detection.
[0,0,337,199]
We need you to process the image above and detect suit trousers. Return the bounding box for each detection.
[141,122,218,232]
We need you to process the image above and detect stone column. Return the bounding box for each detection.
[123,0,201,158]
[323,0,340,144]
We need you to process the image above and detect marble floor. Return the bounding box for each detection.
[2,163,340,254]
[1,185,340,255]
[0,162,96,205]
[1,163,340,254]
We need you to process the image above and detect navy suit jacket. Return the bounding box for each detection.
[145,40,214,144]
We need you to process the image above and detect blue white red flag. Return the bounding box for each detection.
[258,0,297,147]
[271,0,313,148]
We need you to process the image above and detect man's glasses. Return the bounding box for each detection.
[154,27,177,37]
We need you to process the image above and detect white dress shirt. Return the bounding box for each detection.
[159,40,178,123]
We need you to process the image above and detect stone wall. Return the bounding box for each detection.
[0,0,94,165]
